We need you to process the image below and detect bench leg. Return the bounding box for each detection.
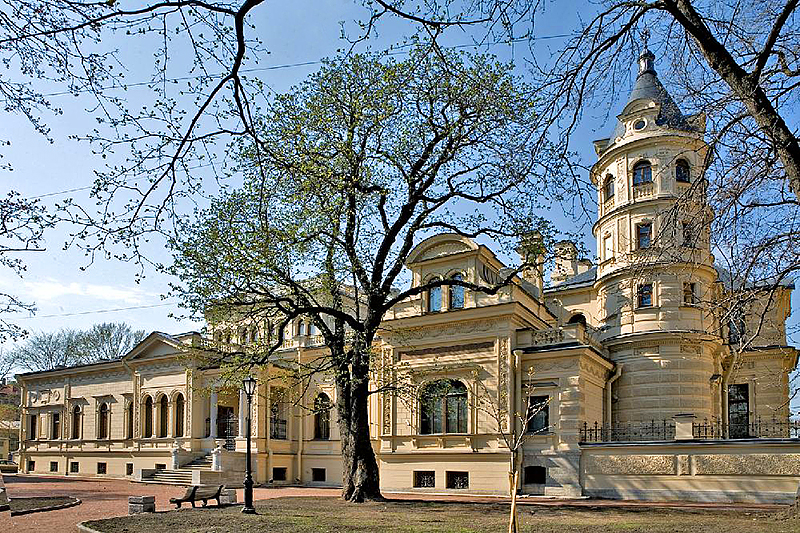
[175,502,182,509]
[202,499,208,507]
[191,501,196,508]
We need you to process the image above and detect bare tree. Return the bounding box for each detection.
[7,322,146,372]
[0,191,52,342]
[77,322,146,361]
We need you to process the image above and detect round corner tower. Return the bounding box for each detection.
[590,49,724,424]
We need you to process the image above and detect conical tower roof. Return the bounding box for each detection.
[601,48,695,150]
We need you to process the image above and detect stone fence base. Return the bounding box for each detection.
[581,439,800,504]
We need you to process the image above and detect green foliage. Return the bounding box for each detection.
[169,46,552,336]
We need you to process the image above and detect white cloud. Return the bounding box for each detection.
[17,278,152,305]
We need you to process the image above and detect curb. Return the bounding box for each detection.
[10,497,82,517]
[76,521,105,533]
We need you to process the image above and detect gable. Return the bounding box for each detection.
[122,332,186,363]
[406,233,479,265]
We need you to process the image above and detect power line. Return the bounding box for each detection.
[14,301,177,320]
[5,32,575,102]
[17,31,577,202]
[28,161,218,200]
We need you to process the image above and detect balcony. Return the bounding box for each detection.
[527,322,604,353]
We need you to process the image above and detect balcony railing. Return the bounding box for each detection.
[580,420,675,442]
[692,416,800,440]
[580,417,800,443]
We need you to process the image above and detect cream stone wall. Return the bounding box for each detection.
[582,441,800,503]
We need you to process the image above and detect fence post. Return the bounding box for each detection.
[673,413,696,440]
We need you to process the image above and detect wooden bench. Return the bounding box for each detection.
[169,485,225,508]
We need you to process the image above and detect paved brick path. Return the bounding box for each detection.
[0,474,785,532]
[0,474,339,532]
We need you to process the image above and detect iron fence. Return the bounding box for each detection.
[692,416,800,439]
[580,420,676,442]
[270,418,287,440]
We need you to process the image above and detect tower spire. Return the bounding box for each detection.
[638,28,655,75]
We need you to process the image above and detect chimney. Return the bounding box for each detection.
[517,231,544,297]
[551,240,578,285]
[577,259,593,275]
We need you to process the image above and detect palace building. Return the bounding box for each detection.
[15,51,800,503]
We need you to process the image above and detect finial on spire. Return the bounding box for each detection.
[638,28,656,75]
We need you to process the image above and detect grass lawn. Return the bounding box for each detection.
[82,497,800,533]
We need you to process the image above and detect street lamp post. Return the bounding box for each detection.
[241,376,257,514]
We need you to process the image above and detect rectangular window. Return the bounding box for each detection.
[28,414,37,440]
[637,283,653,308]
[636,223,652,249]
[524,465,547,485]
[126,463,134,476]
[413,471,436,488]
[683,283,696,305]
[446,471,469,489]
[681,222,693,247]
[51,412,60,440]
[27,460,35,472]
[729,314,746,345]
[603,234,613,261]
[50,461,58,472]
[526,396,550,434]
[155,463,166,470]
[70,461,79,473]
[272,467,287,482]
[311,468,326,482]
[97,462,107,475]
[728,384,750,439]
[270,387,288,440]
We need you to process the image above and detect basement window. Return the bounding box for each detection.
[524,466,547,485]
[413,471,436,488]
[312,468,326,482]
[70,462,79,473]
[273,467,287,482]
[126,463,134,476]
[97,462,107,475]
[50,461,58,472]
[446,471,469,489]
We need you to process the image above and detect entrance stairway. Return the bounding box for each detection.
[140,452,213,486]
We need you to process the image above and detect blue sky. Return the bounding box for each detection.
[2,1,798,363]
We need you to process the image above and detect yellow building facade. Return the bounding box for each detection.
[15,50,800,503]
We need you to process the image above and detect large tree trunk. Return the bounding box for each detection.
[335,346,383,502]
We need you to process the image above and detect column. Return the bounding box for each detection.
[238,389,246,438]
[210,391,218,439]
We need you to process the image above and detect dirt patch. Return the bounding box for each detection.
[9,496,81,516]
[82,496,800,533]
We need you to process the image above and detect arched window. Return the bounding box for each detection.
[159,395,168,438]
[419,379,468,435]
[126,402,134,439]
[676,159,690,183]
[98,403,109,439]
[143,396,153,438]
[427,280,442,313]
[567,313,587,326]
[250,328,258,343]
[174,393,185,438]
[71,405,81,440]
[298,321,306,336]
[604,174,615,199]
[314,393,332,440]
[632,160,652,185]
[449,274,465,310]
